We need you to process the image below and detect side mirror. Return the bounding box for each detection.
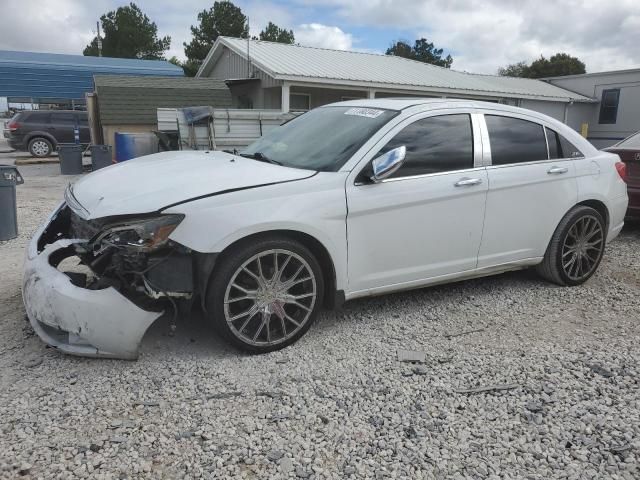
[371,146,406,183]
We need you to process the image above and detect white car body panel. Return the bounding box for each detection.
[70,150,315,219]
[164,172,350,292]
[23,99,629,358]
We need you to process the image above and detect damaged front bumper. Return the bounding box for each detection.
[22,205,164,360]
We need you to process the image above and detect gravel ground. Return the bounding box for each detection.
[0,160,639,479]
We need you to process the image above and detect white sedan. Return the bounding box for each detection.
[23,99,628,359]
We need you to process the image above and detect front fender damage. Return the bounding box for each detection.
[23,239,163,360]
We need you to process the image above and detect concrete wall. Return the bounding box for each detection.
[547,71,640,147]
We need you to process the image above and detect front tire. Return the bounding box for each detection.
[206,236,324,353]
[28,137,53,157]
[537,206,606,286]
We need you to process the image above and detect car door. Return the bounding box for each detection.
[49,112,77,144]
[345,111,488,295]
[477,113,578,268]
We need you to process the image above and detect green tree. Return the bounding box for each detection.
[83,3,171,60]
[386,38,453,68]
[256,22,295,44]
[498,53,586,78]
[183,1,249,77]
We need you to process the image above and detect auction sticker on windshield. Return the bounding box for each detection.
[344,108,385,119]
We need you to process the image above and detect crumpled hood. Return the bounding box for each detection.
[69,150,315,219]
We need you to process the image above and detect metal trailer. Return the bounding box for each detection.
[157,108,297,152]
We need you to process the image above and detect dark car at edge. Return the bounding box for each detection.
[3,110,90,157]
[604,132,640,219]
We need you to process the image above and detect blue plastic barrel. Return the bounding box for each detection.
[114,132,159,162]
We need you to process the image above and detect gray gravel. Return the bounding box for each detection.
[1,160,639,479]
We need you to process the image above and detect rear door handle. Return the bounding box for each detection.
[547,166,568,174]
[454,177,482,187]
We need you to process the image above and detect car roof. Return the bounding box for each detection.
[323,97,534,115]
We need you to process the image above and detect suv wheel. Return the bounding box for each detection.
[537,205,606,286]
[206,236,324,353]
[28,137,53,157]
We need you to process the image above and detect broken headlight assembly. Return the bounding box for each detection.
[94,214,184,252]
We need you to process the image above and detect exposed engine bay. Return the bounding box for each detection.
[38,204,200,314]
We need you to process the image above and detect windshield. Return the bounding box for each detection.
[241,106,398,172]
[614,132,640,149]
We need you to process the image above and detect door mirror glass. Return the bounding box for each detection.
[371,146,406,182]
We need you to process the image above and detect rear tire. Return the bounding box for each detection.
[28,137,53,157]
[206,236,324,353]
[537,206,606,286]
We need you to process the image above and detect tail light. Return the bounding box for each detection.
[7,120,21,131]
[615,161,627,183]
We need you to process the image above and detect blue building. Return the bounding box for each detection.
[0,50,183,109]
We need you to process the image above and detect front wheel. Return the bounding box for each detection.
[537,206,606,286]
[206,237,324,353]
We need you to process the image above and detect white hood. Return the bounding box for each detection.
[70,151,315,219]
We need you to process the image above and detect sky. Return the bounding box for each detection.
[0,0,638,74]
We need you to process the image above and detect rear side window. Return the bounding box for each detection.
[24,112,50,124]
[50,113,76,125]
[377,114,474,178]
[486,115,548,165]
[615,132,640,149]
[546,127,584,159]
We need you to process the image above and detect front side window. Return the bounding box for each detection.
[241,106,398,172]
[485,115,548,165]
[546,127,584,159]
[375,114,474,178]
[599,89,620,124]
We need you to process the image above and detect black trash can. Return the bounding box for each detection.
[0,165,24,241]
[90,145,113,170]
[58,145,83,175]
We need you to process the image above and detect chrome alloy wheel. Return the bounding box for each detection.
[223,249,317,347]
[561,214,604,281]
[31,140,50,156]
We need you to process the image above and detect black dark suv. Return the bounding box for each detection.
[3,110,90,157]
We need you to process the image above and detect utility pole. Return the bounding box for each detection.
[96,21,103,57]
[246,17,251,77]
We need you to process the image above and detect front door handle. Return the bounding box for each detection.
[454,177,482,187]
[547,166,568,174]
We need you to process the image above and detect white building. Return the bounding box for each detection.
[545,69,640,148]
[197,37,591,116]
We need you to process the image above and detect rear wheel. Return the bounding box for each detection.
[28,137,53,157]
[537,206,606,286]
[206,237,324,353]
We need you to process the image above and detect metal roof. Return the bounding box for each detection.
[199,37,593,103]
[0,50,182,101]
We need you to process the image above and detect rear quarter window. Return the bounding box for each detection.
[485,115,548,165]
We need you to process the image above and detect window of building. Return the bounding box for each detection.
[290,93,311,111]
[375,114,474,178]
[485,115,548,165]
[599,89,620,124]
